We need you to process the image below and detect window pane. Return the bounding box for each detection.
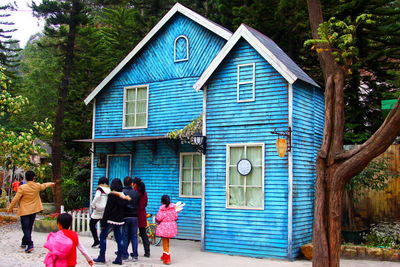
[229,187,244,206]
[182,182,191,195]
[247,167,262,186]
[182,169,191,181]
[230,147,244,165]
[245,187,262,207]
[229,167,244,185]
[137,87,147,100]
[136,100,147,113]
[193,169,201,181]
[193,182,201,196]
[182,155,192,168]
[125,115,135,127]
[239,65,254,83]
[238,83,253,101]
[126,89,136,101]
[136,114,146,126]
[126,102,135,114]
[175,37,188,61]
[247,146,262,166]
[193,154,201,168]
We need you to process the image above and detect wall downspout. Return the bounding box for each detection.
[288,83,294,259]
[90,99,96,209]
[201,85,207,251]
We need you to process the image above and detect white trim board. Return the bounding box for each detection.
[193,24,317,91]
[84,3,232,105]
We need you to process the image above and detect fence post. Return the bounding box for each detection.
[71,211,76,231]
[61,205,64,213]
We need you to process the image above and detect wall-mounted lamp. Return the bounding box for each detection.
[192,132,207,154]
[271,127,292,157]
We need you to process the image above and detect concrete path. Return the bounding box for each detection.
[0,222,397,267]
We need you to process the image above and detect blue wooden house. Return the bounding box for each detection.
[78,3,324,260]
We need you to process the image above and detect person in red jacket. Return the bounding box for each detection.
[133,177,150,257]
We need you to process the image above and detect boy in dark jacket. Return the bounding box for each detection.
[121,176,140,261]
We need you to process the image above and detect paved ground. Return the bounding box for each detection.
[0,221,398,267]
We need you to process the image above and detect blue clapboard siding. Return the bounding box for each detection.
[204,38,290,258]
[94,13,226,138]
[92,141,201,240]
[291,82,324,258]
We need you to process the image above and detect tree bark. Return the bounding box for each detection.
[307,1,400,266]
[51,0,80,212]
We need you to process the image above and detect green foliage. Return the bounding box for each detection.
[346,158,397,200]
[305,14,374,68]
[167,116,202,143]
[61,157,90,210]
[0,189,7,208]
[364,221,400,249]
[0,68,53,169]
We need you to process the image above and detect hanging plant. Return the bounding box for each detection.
[167,116,202,144]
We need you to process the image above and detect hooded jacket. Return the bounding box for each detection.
[155,203,178,238]
[90,184,111,219]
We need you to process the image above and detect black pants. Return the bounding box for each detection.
[139,227,150,255]
[20,213,36,247]
[90,218,101,242]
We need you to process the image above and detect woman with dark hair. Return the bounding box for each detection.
[133,177,150,257]
[89,177,110,248]
[93,179,128,265]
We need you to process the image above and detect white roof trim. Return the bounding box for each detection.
[84,3,232,105]
[194,24,298,91]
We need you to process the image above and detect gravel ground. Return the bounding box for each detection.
[0,221,399,267]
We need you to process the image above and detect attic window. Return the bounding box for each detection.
[237,63,256,102]
[174,35,189,62]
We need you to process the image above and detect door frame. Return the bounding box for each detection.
[106,154,132,180]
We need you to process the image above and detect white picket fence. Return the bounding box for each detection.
[60,205,91,236]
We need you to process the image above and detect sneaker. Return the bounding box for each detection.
[91,240,100,248]
[131,257,138,262]
[25,246,34,253]
[20,244,27,249]
[93,257,106,264]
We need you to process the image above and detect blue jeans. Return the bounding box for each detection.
[122,217,138,258]
[98,223,124,260]
[21,213,36,247]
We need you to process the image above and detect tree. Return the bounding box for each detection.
[32,0,89,211]
[306,1,400,266]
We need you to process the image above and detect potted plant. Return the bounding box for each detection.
[342,158,394,243]
[34,213,59,232]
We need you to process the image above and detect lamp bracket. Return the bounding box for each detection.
[271,127,292,152]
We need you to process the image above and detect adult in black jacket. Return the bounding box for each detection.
[93,179,129,265]
[121,176,140,261]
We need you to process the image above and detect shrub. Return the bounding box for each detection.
[364,221,400,249]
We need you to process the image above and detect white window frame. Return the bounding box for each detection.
[174,35,189,62]
[237,63,256,102]
[179,152,202,198]
[226,143,265,210]
[122,85,149,129]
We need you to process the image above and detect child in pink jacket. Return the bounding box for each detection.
[156,195,178,265]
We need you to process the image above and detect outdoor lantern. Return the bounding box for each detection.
[192,132,207,154]
[271,127,292,158]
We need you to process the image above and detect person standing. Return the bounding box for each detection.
[121,176,140,261]
[89,177,110,248]
[93,179,128,265]
[133,177,151,257]
[7,170,55,253]
[156,195,178,265]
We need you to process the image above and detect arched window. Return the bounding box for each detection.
[174,35,189,62]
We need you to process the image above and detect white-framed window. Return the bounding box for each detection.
[123,85,148,129]
[174,35,189,62]
[179,152,202,198]
[237,63,256,102]
[226,143,264,209]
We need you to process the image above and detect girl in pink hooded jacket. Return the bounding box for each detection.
[156,195,178,265]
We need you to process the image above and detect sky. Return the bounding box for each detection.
[7,0,44,48]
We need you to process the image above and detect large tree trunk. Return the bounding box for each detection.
[307,1,400,266]
[51,0,80,212]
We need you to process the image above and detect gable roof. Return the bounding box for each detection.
[84,3,232,105]
[193,24,319,91]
